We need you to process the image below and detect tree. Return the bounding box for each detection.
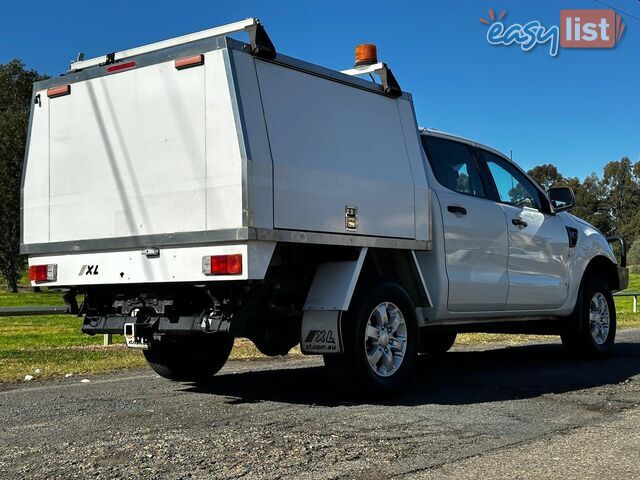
[528,164,564,191]
[0,60,47,292]
[569,174,613,236]
[600,158,640,240]
[628,240,640,273]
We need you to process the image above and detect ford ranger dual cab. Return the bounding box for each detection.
[22,19,628,395]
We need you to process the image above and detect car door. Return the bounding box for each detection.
[422,136,509,312]
[477,149,571,310]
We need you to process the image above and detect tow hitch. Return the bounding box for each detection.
[124,323,150,350]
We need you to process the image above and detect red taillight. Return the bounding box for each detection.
[29,264,57,282]
[175,54,205,70]
[47,85,70,98]
[202,254,242,275]
[106,61,136,73]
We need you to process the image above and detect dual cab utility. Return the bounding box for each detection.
[23,19,628,395]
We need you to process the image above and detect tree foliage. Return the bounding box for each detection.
[0,60,47,292]
[528,164,564,191]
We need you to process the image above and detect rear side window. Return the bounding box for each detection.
[422,137,486,198]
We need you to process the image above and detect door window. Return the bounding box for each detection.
[479,150,541,210]
[422,137,486,198]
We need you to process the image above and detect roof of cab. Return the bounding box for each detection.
[419,127,511,162]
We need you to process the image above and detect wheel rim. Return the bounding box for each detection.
[364,302,407,377]
[589,292,610,345]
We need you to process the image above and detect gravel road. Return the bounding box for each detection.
[2,329,640,479]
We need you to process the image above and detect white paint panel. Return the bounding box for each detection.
[204,50,244,231]
[502,205,570,310]
[23,91,50,244]
[397,99,430,242]
[230,49,273,229]
[28,241,275,286]
[47,52,242,243]
[256,60,416,238]
[436,188,510,312]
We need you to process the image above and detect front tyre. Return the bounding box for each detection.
[324,280,418,396]
[143,334,234,382]
[561,275,616,358]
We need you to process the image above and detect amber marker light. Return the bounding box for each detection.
[47,85,71,98]
[175,54,205,70]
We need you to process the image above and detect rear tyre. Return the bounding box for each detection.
[561,275,616,358]
[143,334,234,381]
[421,331,457,354]
[323,280,418,396]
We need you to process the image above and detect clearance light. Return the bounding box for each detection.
[202,254,242,275]
[175,54,205,70]
[29,264,57,282]
[106,61,136,73]
[354,44,378,67]
[47,85,71,98]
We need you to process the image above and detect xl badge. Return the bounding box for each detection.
[79,265,100,276]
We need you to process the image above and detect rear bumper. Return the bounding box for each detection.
[26,241,276,288]
[83,315,206,336]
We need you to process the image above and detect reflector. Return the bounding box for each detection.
[47,85,70,98]
[175,54,205,70]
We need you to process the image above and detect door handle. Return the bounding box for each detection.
[447,205,467,215]
[512,218,528,228]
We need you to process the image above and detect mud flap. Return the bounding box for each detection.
[300,248,367,354]
[300,310,343,354]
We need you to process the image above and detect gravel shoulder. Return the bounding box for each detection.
[1,330,640,479]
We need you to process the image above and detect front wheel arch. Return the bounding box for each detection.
[580,255,621,293]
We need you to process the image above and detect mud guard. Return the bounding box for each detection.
[300,248,368,354]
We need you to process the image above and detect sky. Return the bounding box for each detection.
[1,0,638,180]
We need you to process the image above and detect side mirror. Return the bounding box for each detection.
[548,186,576,212]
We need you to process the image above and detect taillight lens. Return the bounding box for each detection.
[202,254,242,275]
[29,264,57,282]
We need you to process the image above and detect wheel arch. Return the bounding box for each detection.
[582,255,621,292]
[355,248,432,309]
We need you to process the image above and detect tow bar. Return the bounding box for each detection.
[124,323,150,350]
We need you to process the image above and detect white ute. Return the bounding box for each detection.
[23,19,628,395]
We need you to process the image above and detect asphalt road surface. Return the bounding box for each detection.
[2,329,640,480]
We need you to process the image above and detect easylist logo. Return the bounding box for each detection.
[560,9,625,48]
[482,8,626,57]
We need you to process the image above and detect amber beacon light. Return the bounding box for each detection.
[354,44,378,67]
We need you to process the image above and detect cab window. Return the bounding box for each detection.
[479,150,542,210]
[422,137,486,198]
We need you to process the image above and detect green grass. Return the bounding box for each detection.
[0,289,69,307]
[1,274,639,383]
